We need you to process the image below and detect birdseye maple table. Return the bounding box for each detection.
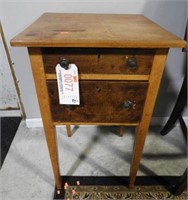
[11,13,186,196]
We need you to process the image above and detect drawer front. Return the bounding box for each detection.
[42,48,155,75]
[47,81,148,123]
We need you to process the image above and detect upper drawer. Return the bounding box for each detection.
[42,48,155,75]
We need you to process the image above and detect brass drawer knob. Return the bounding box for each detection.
[123,100,132,110]
[128,57,137,69]
[60,57,69,70]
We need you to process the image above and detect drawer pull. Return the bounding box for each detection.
[128,57,137,69]
[64,105,72,109]
[60,57,69,70]
[123,100,132,110]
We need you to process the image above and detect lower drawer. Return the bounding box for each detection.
[47,81,148,123]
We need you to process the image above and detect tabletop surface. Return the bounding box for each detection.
[10,13,186,48]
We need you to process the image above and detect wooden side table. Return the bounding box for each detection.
[10,13,186,195]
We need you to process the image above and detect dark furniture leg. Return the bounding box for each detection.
[160,73,187,136]
[179,115,187,141]
[160,72,187,195]
[173,168,187,196]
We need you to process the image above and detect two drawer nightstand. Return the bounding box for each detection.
[11,13,186,195]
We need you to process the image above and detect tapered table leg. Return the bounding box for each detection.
[66,125,72,137]
[28,47,62,190]
[129,49,168,188]
[119,126,125,137]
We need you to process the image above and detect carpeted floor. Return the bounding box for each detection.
[0,122,187,200]
[65,186,188,200]
[64,185,187,199]
[1,117,22,168]
[54,176,188,199]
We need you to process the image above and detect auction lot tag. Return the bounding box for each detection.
[56,64,80,105]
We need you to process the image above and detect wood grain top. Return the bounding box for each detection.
[10,13,186,48]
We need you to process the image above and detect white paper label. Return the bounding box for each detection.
[56,64,80,105]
